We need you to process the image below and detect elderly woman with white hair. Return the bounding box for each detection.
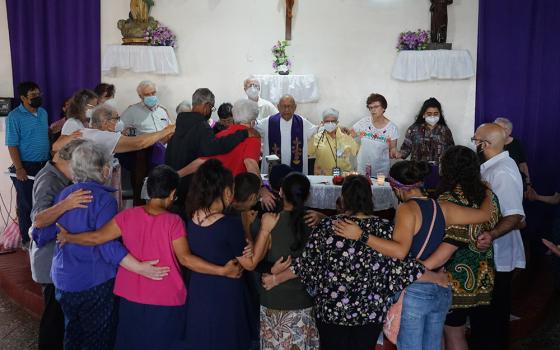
[196,98,262,176]
[494,117,532,190]
[51,141,170,349]
[308,108,358,175]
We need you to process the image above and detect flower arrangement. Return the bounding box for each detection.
[396,29,430,51]
[144,23,177,48]
[272,40,291,75]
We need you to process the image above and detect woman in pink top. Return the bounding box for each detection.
[57,165,243,349]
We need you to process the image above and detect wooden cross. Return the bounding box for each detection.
[285,0,294,40]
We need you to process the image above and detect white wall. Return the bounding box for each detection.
[0,0,15,230]
[101,0,478,146]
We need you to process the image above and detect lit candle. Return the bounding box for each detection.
[376,173,385,185]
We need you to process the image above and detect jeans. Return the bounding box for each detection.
[397,282,452,350]
[9,161,46,244]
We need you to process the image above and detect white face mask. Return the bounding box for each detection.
[425,116,440,126]
[85,108,93,121]
[245,86,260,101]
[114,120,125,133]
[104,98,117,108]
[324,122,337,133]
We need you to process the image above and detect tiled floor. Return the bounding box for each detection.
[0,290,38,350]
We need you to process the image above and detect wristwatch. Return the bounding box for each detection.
[358,230,369,245]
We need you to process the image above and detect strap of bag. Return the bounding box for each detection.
[415,199,437,260]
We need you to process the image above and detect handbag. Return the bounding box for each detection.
[383,199,437,344]
[0,219,21,251]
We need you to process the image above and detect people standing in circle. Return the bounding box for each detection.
[309,108,358,175]
[350,93,399,177]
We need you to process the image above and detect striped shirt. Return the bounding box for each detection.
[5,104,50,162]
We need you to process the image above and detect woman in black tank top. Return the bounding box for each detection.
[334,160,494,350]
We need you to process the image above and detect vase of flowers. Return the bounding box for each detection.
[144,23,177,48]
[396,29,430,51]
[272,40,291,75]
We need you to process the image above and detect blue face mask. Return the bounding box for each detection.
[143,95,158,108]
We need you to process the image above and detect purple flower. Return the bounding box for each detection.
[335,241,344,249]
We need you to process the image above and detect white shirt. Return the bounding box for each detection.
[61,118,87,135]
[352,117,399,176]
[480,151,526,272]
[120,102,170,135]
[81,128,122,154]
[255,114,318,174]
[256,98,279,121]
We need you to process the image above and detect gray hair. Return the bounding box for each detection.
[91,104,117,129]
[58,139,88,161]
[322,108,340,121]
[494,117,513,131]
[232,99,258,124]
[243,77,260,89]
[136,80,156,96]
[191,88,215,107]
[70,141,111,184]
[176,100,192,114]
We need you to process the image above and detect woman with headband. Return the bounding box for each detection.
[334,159,498,350]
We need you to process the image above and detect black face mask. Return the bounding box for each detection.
[29,96,42,108]
[476,144,486,163]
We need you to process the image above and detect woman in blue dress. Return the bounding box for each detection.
[184,159,278,350]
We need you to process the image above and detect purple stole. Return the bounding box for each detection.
[268,113,304,172]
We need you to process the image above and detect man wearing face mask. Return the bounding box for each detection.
[473,123,525,350]
[5,81,50,248]
[309,108,358,175]
[121,80,171,135]
[165,88,260,215]
[243,77,278,121]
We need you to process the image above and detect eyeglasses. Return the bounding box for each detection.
[26,93,42,99]
[206,103,216,112]
[470,137,491,145]
[367,104,382,111]
[86,103,96,109]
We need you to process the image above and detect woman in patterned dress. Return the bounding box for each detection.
[264,175,429,350]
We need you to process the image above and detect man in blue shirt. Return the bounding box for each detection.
[5,81,50,247]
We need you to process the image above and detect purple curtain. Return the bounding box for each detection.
[6,0,101,122]
[476,0,560,249]
[475,0,560,194]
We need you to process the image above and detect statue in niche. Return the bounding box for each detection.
[118,0,157,45]
[430,0,453,44]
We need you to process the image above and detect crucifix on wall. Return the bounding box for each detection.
[285,0,294,40]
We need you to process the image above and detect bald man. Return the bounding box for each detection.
[473,123,525,350]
